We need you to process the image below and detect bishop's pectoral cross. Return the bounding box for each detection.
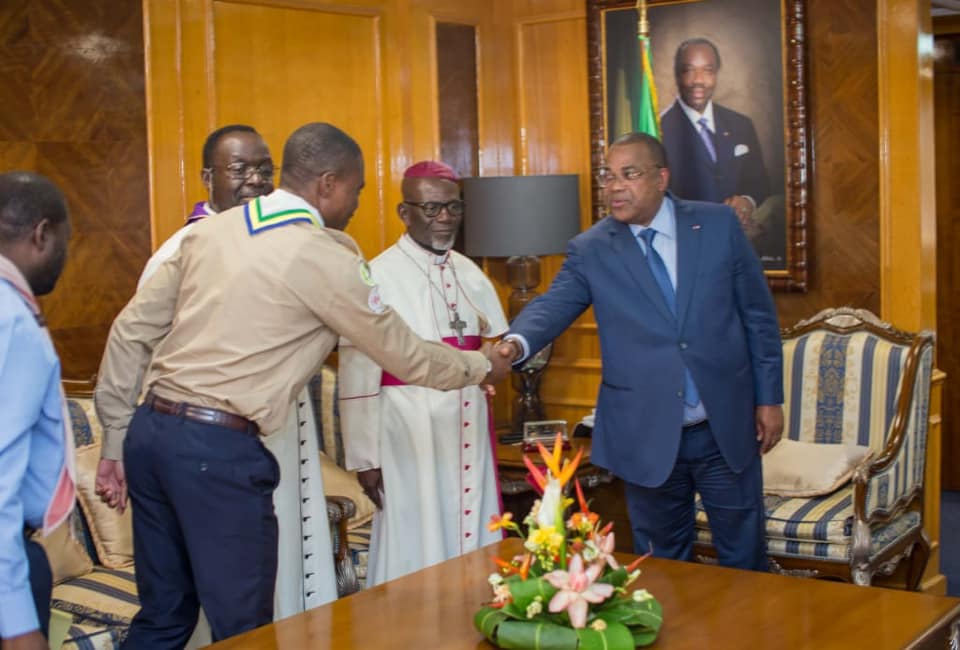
[449,311,467,346]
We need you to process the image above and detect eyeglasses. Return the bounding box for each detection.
[595,166,663,188]
[208,162,275,181]
[402,200,465,218]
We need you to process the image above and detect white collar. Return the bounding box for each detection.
[629,196,676,241]
[400,233,450,266]
[677,96,716,133]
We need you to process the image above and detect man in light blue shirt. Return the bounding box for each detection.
[0,172,72,650]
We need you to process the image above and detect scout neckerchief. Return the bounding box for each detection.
[243,194,323,236]
[0,253,76,535]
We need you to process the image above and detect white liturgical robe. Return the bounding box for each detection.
[339,235,509,586]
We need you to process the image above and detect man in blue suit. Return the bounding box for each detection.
[500,132,783,571]
[660,38,769,238]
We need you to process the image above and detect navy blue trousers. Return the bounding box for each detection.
[122,403,280,649]
[623,421,767,571]
[26,536,52,638]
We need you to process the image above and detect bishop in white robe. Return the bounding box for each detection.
[339,161,508,586]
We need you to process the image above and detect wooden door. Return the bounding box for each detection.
[935,32,960,490]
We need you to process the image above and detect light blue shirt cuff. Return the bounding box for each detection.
[0,582,40,638]
[503,334,530,365]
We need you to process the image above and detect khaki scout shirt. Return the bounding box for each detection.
[95,189,489,460]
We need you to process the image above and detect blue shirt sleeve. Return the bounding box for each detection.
[0,289,57,638]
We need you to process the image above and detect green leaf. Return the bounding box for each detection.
[597,597,663,629]
[496,620,580,650]
[596,568,629,588]
[475,606,510,641]
[574,621,636,650]
[631,628,659,648]
[506,576,559,612]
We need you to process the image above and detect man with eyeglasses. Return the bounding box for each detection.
[338,160,509,587]
[500,132,783,572]
[107,124,330,646]
[93,128,513,648]
[137,124,274,287]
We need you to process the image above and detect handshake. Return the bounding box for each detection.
[479,338,524,386]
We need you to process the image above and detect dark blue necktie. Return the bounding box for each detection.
[638,228,700,408]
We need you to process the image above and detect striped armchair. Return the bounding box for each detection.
[694,308,935,588]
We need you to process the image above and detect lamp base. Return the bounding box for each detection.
[505,254,550,434]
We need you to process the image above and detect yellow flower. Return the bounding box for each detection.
[526,525,564,554]
[590,619,607,631]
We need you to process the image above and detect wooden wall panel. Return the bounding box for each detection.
[773,0,881,327]
[0,0,150,380]
[211,2,388,255]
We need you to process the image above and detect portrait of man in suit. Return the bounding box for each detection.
[660,38,768,236]
[599,0,791,273]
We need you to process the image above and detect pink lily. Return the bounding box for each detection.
[543,554,614,628]
[594,530,619,571]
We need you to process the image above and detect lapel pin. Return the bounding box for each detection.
[692,224,701,230]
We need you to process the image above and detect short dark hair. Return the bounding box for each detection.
[609,132,668,168]
[280,122,362,186]
[674,37,722,78]
[202,124,258,168]
[0,172,68,243]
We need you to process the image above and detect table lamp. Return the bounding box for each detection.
[462,174,581,434]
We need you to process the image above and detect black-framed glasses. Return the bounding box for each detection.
[595,166,663,188]
[208,162,275,181]
[402,199,465,218]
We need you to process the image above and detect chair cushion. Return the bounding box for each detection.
[697,489,854,545]
[696,511,921,562]
[762,439,871,497]
[318,451,376,528]
[75,443,134,568]
[52,566,138,648]
[32,516,93,585]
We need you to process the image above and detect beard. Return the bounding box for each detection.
[430,234,457,251]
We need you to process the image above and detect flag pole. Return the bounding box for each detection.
[637,0,649,38]
[634,0,660,138]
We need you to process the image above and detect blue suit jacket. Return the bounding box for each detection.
[660,101,769,205]
[509,197,782,487]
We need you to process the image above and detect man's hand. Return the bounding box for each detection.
[357,468,383,509]
[479,342,514,385]
[95,458,128,513]
[2,629,48,650]
[723,195,760,239]
[756,404,784,454]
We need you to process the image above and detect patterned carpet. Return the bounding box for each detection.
[942,491,960,596]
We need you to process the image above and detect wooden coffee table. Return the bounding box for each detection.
[206,538,960,649]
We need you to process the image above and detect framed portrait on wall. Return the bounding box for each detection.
[587,0,809,291]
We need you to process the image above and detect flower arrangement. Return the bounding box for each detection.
[474,434,663,649]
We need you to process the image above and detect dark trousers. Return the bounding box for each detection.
[623,421,767,571]
[122,403,280,649]
[25,536,52,638]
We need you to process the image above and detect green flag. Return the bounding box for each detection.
[635,34,660,139]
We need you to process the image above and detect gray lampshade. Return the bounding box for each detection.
[462,174,581,257]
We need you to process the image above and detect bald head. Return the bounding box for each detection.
[0,171,71,295]
[279,122,365,230]
[0,172,68,243]
[280,123,362,188]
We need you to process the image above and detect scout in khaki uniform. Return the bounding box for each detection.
[93,123,512,649]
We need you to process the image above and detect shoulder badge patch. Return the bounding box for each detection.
[367,286,385,314]
[359,261,376,287]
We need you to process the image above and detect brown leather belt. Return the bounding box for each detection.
[144,391,259,435]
